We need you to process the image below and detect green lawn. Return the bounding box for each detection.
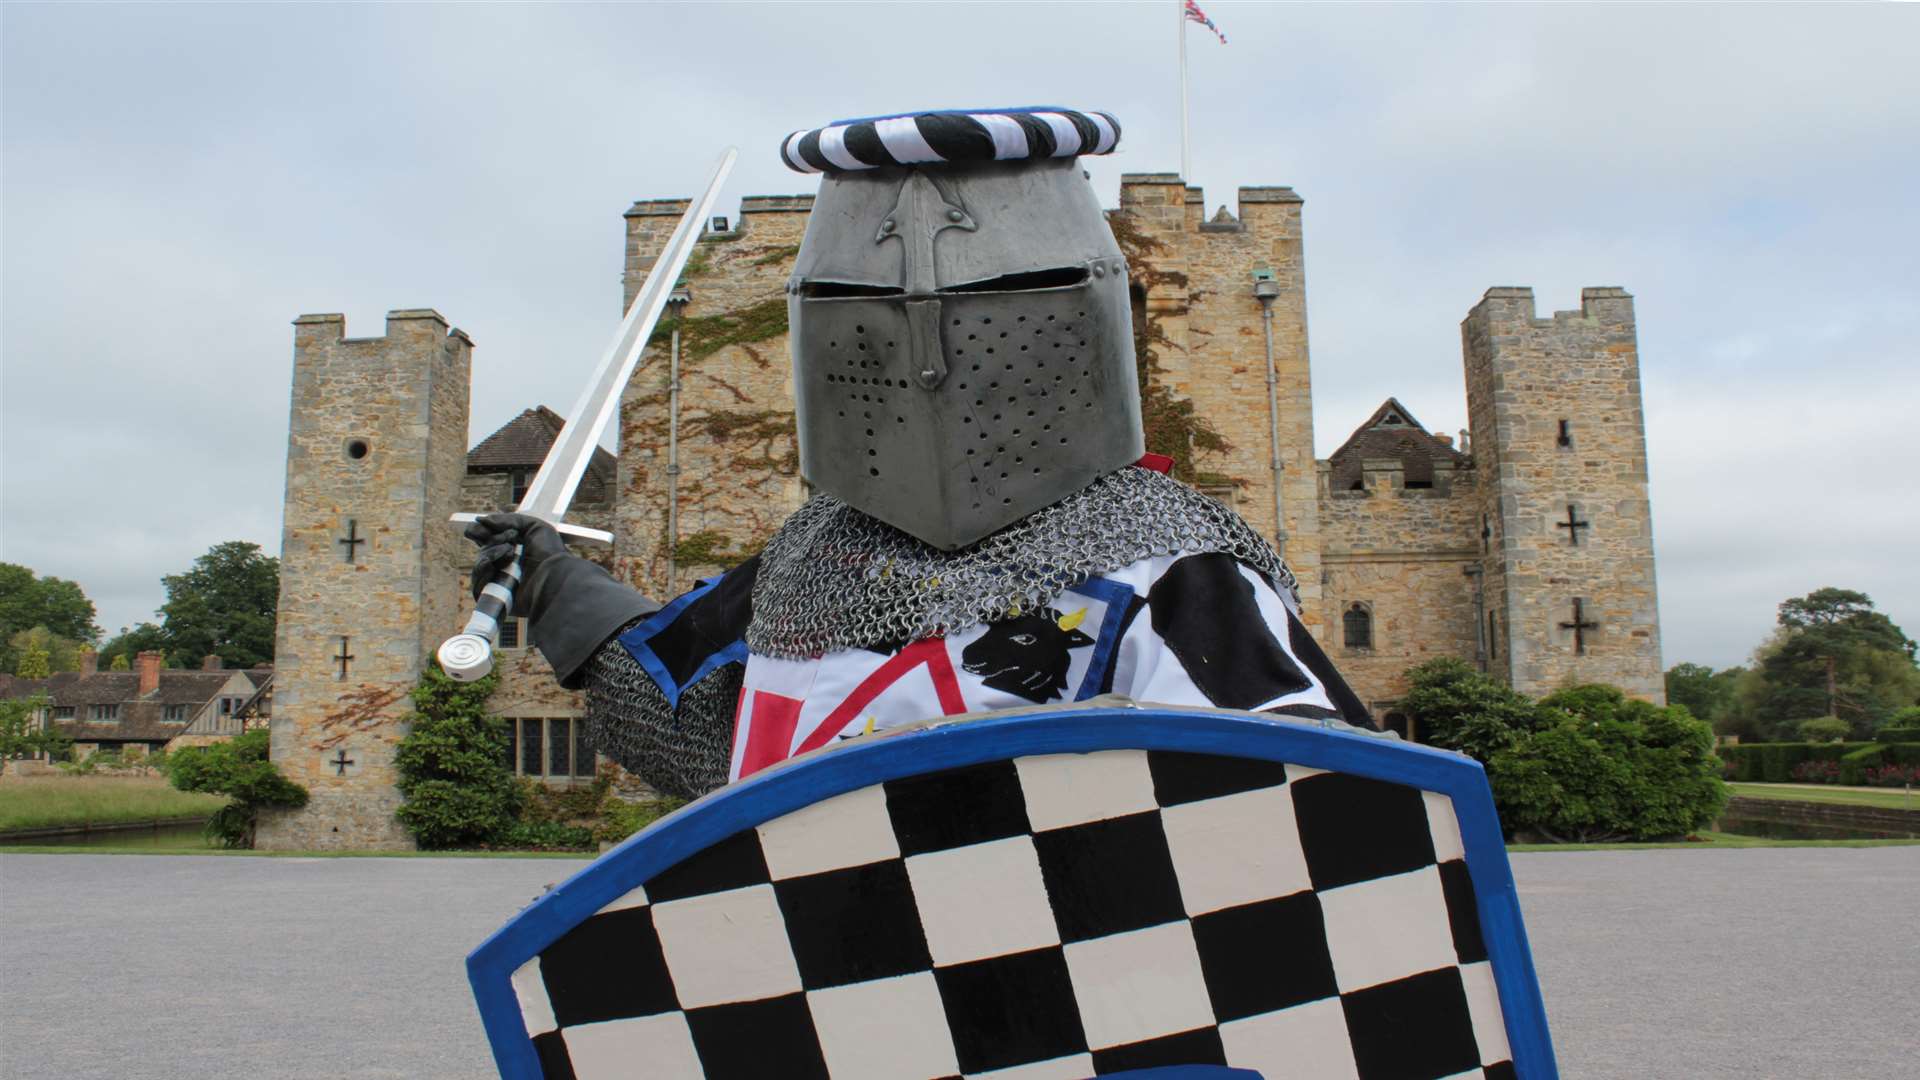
[0,775,224,833]
[1728,782,1920,812]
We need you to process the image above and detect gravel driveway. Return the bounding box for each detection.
[2,846,1914,1078]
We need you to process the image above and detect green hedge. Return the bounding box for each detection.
[1875,726,1920,745]
[1718,742,1872,782]
[1722,741,1920,783]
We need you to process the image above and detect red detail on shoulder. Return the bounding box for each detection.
[1136,453,1174,474]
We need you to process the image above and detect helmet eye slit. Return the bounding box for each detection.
[940,266,1090,294]
[800,281,907,299]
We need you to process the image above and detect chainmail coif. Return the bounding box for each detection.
[748,465,1298,659]
[582,466,1297,796]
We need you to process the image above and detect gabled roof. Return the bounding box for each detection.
[0,668,261,742]
[1326,398,1466,491]
[467,406,616,506]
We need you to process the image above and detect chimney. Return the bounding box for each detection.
[201,654,224,671]
[136,651,163,697]
[1434,433,1454,448]
[78,649,98,676]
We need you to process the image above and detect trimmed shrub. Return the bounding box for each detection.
[594,797,687,846]
[1399,658,1547,762]
[1873,727,1920,745]
[393,665,521,849]
[167,728,309,848]
[1487,685,1728,842]
[1796,716,1852,743]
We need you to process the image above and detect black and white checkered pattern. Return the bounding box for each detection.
[781,108,1121,174]
[511,750,1515,1079]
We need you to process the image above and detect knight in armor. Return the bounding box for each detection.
[467,108,1371,799]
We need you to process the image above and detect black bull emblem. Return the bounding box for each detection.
[961,607,1095,703]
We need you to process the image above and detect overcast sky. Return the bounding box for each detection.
[3,2,1915,670]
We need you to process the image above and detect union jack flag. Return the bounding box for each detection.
[1185,0,1227,44]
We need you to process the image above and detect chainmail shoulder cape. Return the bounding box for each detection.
[747,465,1297,660]
[583,465,1297,797]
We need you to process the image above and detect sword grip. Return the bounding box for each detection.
[438,552,522,682]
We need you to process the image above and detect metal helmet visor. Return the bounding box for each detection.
[789,157,1144,551]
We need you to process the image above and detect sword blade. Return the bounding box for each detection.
[515,146,738,525]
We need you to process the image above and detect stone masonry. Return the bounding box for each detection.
[258,310,471,850]
[1463,287,1664,701]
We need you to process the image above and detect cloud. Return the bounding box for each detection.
[3,3,1916,671]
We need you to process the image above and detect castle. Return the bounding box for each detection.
[257,174,1663,849]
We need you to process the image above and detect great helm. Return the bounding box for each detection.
[782,108,1144,551]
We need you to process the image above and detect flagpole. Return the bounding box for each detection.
[1178,0,1191,181]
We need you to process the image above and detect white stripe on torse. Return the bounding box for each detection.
[782,131,821,173]
[1033,112,1084,156]
[874,116,941,164]
[969,113,1029,160]
[816,126,866,171]
[1087,112,1119,155]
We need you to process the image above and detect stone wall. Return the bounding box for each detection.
[258,310,471,850]
[1109,178,1326,627]
[1462,288,1664,702]
[615,196,813,601]
[1318,459,1484,712]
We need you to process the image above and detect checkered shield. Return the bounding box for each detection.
[468,705,1558,1079]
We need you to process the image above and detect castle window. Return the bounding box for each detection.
[505,717,595,782]
[164,705,189,723]
[91,704,119,722]
[1488,613,1499,660]
[1557,419,1572,448]
[510,470,531,505]
[1343,603,1373,650]
[497,618,524,650]
[52,706,74,720]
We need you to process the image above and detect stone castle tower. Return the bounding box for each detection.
[258,310,471,850]
[1464,287,1663,699]
[272,173,1667,834]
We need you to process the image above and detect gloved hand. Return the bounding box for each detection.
[464,513,571,616]
[461,512,660,689]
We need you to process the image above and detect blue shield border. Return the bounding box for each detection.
[467,707,1558,1078]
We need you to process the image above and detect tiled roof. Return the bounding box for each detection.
[466,406,616,506]
[1326,398,1467,491]
[0,669,257,743]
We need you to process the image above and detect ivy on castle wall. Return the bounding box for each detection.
[622,241,801,594]
[1106,211,1239,490]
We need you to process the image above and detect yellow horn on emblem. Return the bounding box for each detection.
[1057,608,1088,632]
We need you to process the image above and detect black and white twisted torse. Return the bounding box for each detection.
[781,107,1121,174]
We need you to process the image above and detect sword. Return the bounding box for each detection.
[436,147,739,681]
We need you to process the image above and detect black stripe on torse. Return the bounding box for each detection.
[839,122,897,168]
[913,112,994,162]
[1008,111,1056,158]
[795,129,832,172]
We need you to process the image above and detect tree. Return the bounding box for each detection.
[0,564,98,671]
[14,641,49,679]
[1,695,71,773]
[166,728,307,848]
[393,664,521,848]
[1664,662,1744,730]
[100,622,171,670]
[1398,658,1546,762]
[156,542,279,668]
[1732,589,1920,741]
[7,626,85,675]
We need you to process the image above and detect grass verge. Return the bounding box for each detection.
[0,775,224,832]
[1727,782,1920,812]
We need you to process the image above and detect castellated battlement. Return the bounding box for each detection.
[291,309,473,349]
[1116,174,1303,235]
[1470,286,1635,330]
